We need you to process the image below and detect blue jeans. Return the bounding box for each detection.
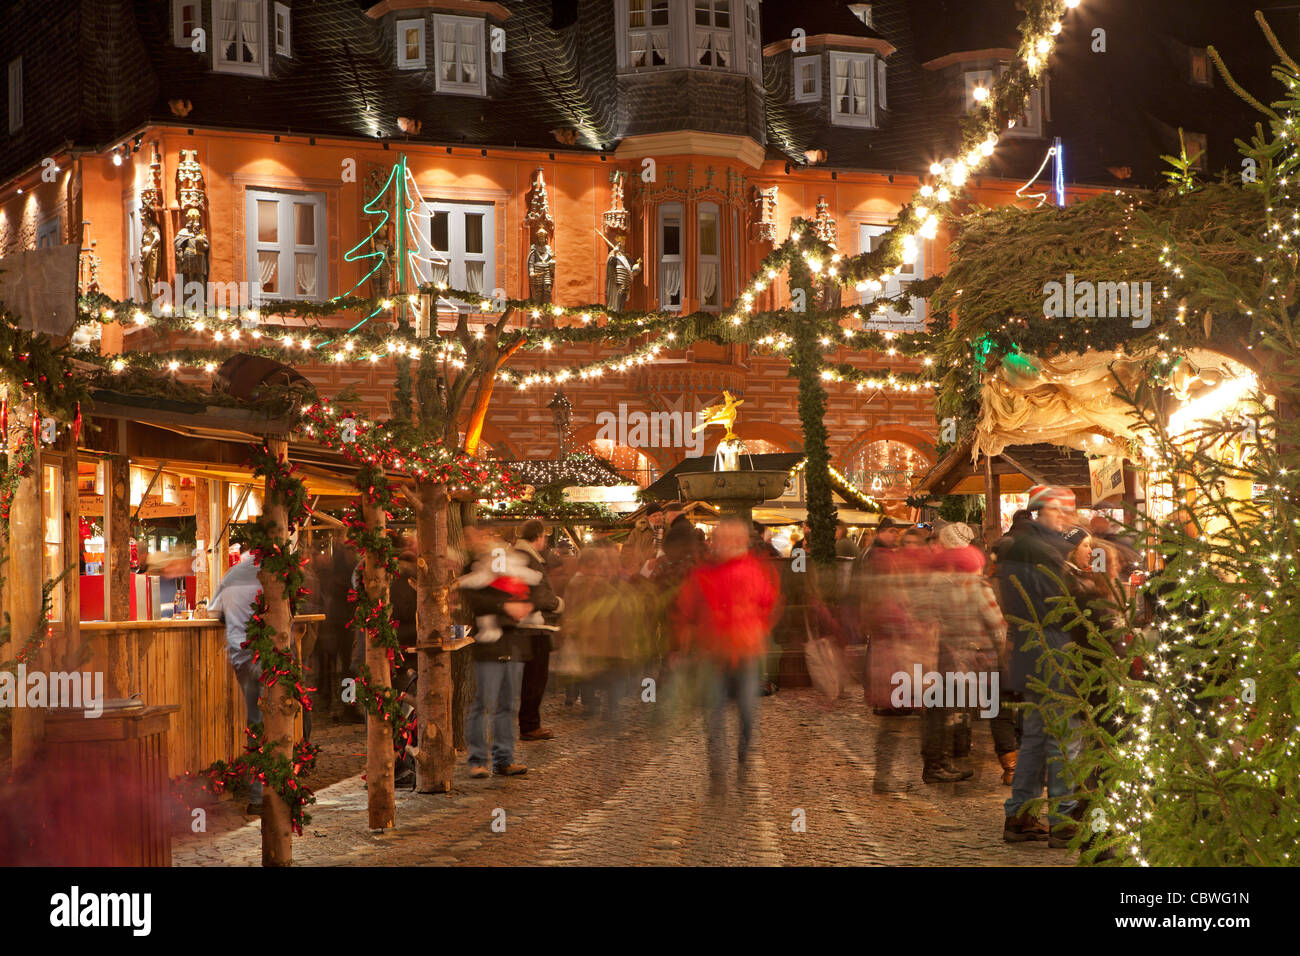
[703,659,761,777]
[1005,688,1078,826]
[467,660,525,770]
[236,663,264,804]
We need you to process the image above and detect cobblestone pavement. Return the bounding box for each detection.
[175,684,1067,866]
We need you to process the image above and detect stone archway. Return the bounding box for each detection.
[836,425,935,499]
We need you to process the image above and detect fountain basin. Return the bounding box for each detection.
[676,470,790,523]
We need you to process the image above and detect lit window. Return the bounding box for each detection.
[659,203,683,311]
[694,0,732,69]
[7,57,21,133]
[433,15,485,95]
[1005,85,1043,138]
[397,18,426,70]
[172,0,200,48]
[1184,131,1208,172]
[274,3,291,57]
[245,189,327,301]
[698,203,721,309]
[214,0,266,76]
[793,55,820,103]
[848,3,873,28]
[626,0,670,70]
[1189,47,1211,86]
[43,464,63,622]
[830,53,875,128]
[415,201,495,303]
[860,223,926,331]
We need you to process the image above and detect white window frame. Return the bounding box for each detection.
[433,15,485,96]
[793,55,820,103]
[274,2,291,57]
[1005,85,1043,138]
[860,223,926,331]
[172,0,201,48]
[849,3,873,28]
[213,0,267,76]
[877,57,887,109]
[42,462,63,623]
[744,0,761,81]
[698,202,722,310]
[619,0,672,72]
[829,52,876,128]
[692,0,733,71]
[7,57,21,133]
[415,200,495,306]
[36,217,60,249]
[396,17,426,70]
[245,188,327,302]
[658,202,684,312]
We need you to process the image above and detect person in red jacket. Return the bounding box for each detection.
[673,518,779,792]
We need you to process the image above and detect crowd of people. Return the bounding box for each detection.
[212,485,1148,847]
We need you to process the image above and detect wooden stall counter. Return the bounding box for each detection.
[73,614,325,779]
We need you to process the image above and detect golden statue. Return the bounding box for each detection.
[693,390,745,442]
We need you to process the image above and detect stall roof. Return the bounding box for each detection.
[915,433,1094,503]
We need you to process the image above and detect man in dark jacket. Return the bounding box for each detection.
[516,520,565,741]
[997,486,1080,845]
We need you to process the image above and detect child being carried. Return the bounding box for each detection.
[457,546,542,644]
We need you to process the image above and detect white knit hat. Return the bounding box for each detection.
[939,521,975,550]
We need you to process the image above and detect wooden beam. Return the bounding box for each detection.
[107,451,131,622]
[8,399,44,767]
[60,431,81,670]
[194,477,211,605]
[994,450,1048,487]
[984,454,1001,537]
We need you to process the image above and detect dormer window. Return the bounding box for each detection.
[793,55,820,103]
[964,69,993,111]
[172,1,200,47]
[849,4,873,28]
[397,18,426,70]
[214,0,267,76]
[274,3,291,57]
[965,65,1043,138]
[830,52,877,128]
[434,15,485,95]
[1006,84,1043,138]
[693,0,731,69]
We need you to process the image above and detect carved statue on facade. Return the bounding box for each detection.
[527,227,556,303]
[174,207,210,298]
[139,142,165,299]
[524,167,554,235]
[602,170,629,236]
[176,148,207,221]
[751,185,778,244]
[604,235,641,312]
[812,195,840,310]
[371,237,393,299]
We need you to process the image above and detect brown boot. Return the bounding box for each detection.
[1003,811,1049,842]
[998,751,1017,786]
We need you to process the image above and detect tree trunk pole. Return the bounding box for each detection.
[107,452,131,621]
[258,436,296,866]
[8,399,44,769]
[59,429,80,671]
[362,478,395,829]
[415,481,456,793]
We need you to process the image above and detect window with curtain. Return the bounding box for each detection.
[694,0,731,69]
[396,18,425,69]
[214,0,265,75]
[860,223,926,330]
[245,188,327,301]
[627,0,670,69]
[659,203,683,311]
[414,201,495,306]
[698,203,721,309]
[830,52,875,127]
[434,15,484,94]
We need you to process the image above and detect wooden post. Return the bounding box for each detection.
[8,399,45,768]
[193,477,211,605]
[258,436,297,866]
[107,452,131,621]
[414,481,456,793]
[60,430,80,671]
[984,454,1001,538]
[362,473,396,829]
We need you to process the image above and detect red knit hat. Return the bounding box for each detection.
[940,544,986,574]
[1027,485,1076,513]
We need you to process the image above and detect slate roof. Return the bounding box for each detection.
[0,0,1280,188]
